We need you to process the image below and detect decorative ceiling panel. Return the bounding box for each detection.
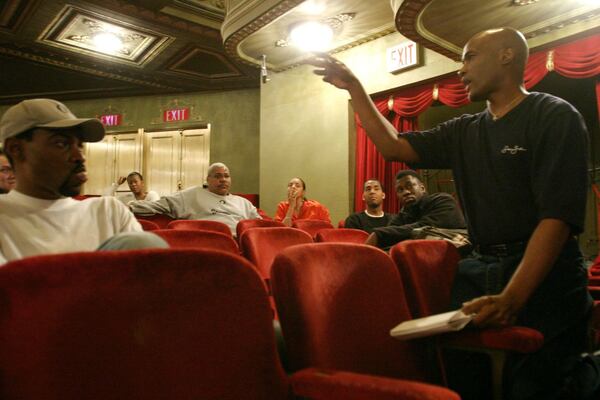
[167,46,243,78]
[38,5,173,66]
[223,0,395,71]
[395,0,600,61]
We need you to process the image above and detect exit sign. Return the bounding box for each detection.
[386,40,419,73]
[100,114,122,126]
[163,107,190,122]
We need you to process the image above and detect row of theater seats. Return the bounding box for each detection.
[0,227,548,399]
[0,245,462,399]
[137,216,340,239]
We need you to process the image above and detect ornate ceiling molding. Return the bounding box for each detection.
[38,5,174,67]
[0,43,177,90]
[394,0,600,61]
[222,0,304,68]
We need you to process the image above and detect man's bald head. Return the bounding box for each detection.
[467,27,528,77]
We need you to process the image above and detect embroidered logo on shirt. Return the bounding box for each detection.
[500,145,527,155]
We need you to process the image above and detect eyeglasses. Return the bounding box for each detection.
[0,166,13,174]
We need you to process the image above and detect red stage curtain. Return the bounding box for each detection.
[353,33,600,213]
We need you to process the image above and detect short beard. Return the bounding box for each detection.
[59,183,81,197]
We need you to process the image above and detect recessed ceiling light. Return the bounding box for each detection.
[92,32,123,54]
[289,21,333,52]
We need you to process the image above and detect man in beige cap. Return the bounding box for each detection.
[0,98,166,264]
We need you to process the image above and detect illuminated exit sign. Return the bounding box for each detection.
[163,107,190,122]
[386,40,419,73]
[100,114,122,126]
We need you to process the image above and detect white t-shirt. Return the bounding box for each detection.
[130,186,261,235]
[0,190,142,264]
[104,183,160,204]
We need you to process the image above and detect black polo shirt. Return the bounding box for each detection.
[404,92,589,245]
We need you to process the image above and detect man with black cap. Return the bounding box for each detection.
[0,98,166,264]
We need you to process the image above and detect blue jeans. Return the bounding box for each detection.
[449,239,591,400]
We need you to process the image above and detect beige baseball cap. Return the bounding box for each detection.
[0,99,105,143]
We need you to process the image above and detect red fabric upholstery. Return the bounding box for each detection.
[136,218,160,231]
[153,229,239,254]
[137,214,174,229]
[167,219,231,236]
[271,243,438,382]
[0,249,290,400]
[257,209,272,220]
[0,249,457,400]
[390,240,460,318]
[291,219,334,238]
[338,219,345,228]
[236,219,286,239]
[72,195,101,201]
[390,240,544,345]
[315,228,369,244]
[291,368,460,400]
[233,193,259,207]
[239,227,313,281]
[443,327,544,353]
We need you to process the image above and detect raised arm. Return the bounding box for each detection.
[307,54,420,163]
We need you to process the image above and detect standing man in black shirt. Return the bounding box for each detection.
[344,179,393,233]
[309,27,596,399]
[365,170,465,249]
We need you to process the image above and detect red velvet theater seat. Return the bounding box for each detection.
[136,218,160,231]
[136,213,174,229]
[390,240,544,400]
[167,219,232,236]
[0,249,459,400]
[239,227,313,283]
[153,229,239,254]
[271,242,444,384]
[291,219,334,238]
[236,218,286,239]
[315,228,369,244]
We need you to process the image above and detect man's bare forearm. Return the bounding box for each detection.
[347,82,419,163]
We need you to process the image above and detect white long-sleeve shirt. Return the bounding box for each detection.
[129,186,260,235]
[0,190,142,264]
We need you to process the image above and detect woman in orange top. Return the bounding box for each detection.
[275,177,331,226]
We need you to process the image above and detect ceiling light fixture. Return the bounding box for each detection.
[92,32,123,54]
[289,21,333,51]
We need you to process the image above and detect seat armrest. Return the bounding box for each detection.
[290,367,460,400]
[440,326,544,353]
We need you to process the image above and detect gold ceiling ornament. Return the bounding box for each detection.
[546,50,555,71]
[38,5,173,66]
[388,96,395,111]
[432,84,439,101]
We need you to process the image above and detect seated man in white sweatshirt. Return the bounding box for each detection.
[129,162,261,235]
[0,98,166,265]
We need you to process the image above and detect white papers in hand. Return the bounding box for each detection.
[390,310,473,340]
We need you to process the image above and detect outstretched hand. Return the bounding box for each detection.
[305,53,359,90]
[117,176,127,185]
[461,293,520,328]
